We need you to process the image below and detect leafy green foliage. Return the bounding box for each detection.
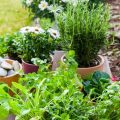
[22,0,67,20]
[88,82,120,120]
[83,71,111,99]
[0,53,117,119]
[0,36,7,57]
[19,32,56,63]
[0,84,10,120]
[56,1,110,67]
[0,53,92,119]
[0,32,23,60]
[89,0,105,4]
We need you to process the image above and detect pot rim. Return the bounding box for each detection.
[22,55,54,67]
[61,55,105,70]
[0,59,22,78]
[22,59,39,67]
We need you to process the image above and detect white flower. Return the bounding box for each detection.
[20,26,31,34]
[38,1,48,11]
[34,27,45,34]
[20,26,45,34]
[26,0,33,6]
[48,28,60,39]
[28,27,35,33]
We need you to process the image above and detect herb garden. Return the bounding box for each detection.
[0,0,120,120]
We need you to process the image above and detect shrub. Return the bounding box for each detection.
[19,26,60,63]
[56,1,110,67]
[0,33,23,60]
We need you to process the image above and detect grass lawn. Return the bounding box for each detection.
[0,0,31,35]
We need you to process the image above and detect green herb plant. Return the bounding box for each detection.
[83,71,111,99]
[0,33,22,59]
[88,82,120,120]
[0,36,7,57]
[0,51,117,120]
[56,1,110,67]
[19,31,56,63]
[0,52,92,120]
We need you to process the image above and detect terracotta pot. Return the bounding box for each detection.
[0,59,22,95]
[22,60,39,74]
[52,50,65,70]
[22,56,53,74]
[61,55,105,77]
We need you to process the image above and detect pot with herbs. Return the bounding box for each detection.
[57,1,110,77]
[19,26,59,74]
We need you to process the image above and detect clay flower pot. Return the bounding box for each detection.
[22,56,53,74]
[22,60,39,74]
[61,55,105,77]
[0,59,22,95]
[52,50,65,70]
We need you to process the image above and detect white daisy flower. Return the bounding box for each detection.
[27,27,35,33]
[20,26,31,34]
[48,28,60,39]
[34,27,45,34]
[20,26,45,34]
[38,1,48,11]
[26,0,33,6]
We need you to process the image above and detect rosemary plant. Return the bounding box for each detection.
[56,1,110,67]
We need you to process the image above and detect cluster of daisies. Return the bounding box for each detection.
[20,26,60,39]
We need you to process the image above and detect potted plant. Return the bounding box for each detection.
[0,58,22,96]
[19,26,59,74]
[56,1,110,77]
[0,33,23,63]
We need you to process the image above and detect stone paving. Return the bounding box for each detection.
[106,0,120,80]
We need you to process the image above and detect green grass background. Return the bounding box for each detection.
[0,0,31,35]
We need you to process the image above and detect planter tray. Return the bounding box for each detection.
[103,56,112,78]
